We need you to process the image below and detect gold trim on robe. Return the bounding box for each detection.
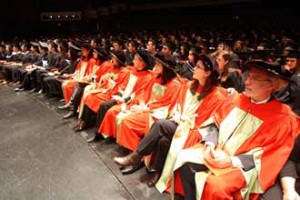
[156,89,202,192]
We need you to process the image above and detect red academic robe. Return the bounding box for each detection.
[97,69,153,137]
[116,77,183,151]
[151,83,227,195]
[83,65,131,113]
[62,58,99,103]
[171,93,300,199]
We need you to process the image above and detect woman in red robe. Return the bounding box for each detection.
[60,44,93,104]
[106,52,182,152]
[59,47,113,119]
[87,50,154,142]
[113,54,227,186]
[73,50,130,131]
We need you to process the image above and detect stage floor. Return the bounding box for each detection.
[0,85,167,200]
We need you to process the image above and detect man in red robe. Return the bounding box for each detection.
[174,60,300,200]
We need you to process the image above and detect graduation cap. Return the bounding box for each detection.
[153,51,176,70]
[68,42,81,51]
[235,51,251,63]
[80,42,92,50]
[39,41,48,49]
[243,60,294,82]
[136,49,153,68]
[52,39,59,45]
[285,50,300,58]
[248,49,276,62]
[30,41,40,47]
[110,50,126,66]
[93,47,109,60]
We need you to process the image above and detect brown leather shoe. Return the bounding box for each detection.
[120,162,144,175]
[147,171,161,187]
[113,152,142,167]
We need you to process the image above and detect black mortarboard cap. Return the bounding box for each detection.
[154,52,176,70]
[243,60,294,82]
[249,49,275,61]
[286,50,300,58]
[93,47,109,60]
[68,42,81,51]
[136,49,153,68]
[110,50,126,66]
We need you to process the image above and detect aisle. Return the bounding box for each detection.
[0,85,166,200]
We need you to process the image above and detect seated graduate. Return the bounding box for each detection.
[170,60,299,200]
[113,54,226,187]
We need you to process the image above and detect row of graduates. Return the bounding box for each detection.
[0,37,248,100]
[2,39,300,199]
[56,44,300,199]
[0,40,76,97]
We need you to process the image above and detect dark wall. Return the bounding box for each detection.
[1,0,299,40]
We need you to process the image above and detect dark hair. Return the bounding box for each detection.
[148,39,157,47]
[48,41,58,51]
[190,54,219,100]
[154,52,177,84]
[160,65,177,85]
[189,47,200,65]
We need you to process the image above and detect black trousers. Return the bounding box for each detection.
[35,69,47,90]
[20,72,31,90]
[179,163,208,200]
[137,119,177,172]
[44,76,63,98]
[80,105,97,128]
[260,160,300,200]
[68,82,88,111]
[95,99,117,133]
[2,65,13,81]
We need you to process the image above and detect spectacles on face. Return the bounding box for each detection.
[245,72,271,82]
[194,64,205,71]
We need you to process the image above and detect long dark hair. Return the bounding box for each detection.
[161,65,177,85]
[155,52,177,85]
[190,54,219,100]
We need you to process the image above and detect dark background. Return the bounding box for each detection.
[0,0,298,40]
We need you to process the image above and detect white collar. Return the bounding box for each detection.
[250,96,271,104]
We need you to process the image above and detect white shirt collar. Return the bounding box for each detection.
[250,96,271,104]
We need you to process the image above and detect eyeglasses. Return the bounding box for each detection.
[194,64,205,71]
[245,72,271,82]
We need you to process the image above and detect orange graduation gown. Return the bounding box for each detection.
[171,93,300,199]
[97,69,153,137]
[116,77,183,151]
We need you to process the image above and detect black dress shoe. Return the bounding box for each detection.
[114,151,142,167]
[146,171,161,187]
[63,111,76,119]
[58,104,70,110]
[120,162,144,175]
[87,133,104,143]
[29,88,38,93]
[14,87,24,92]
[73,120,86,132]
[73,125,84,132]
